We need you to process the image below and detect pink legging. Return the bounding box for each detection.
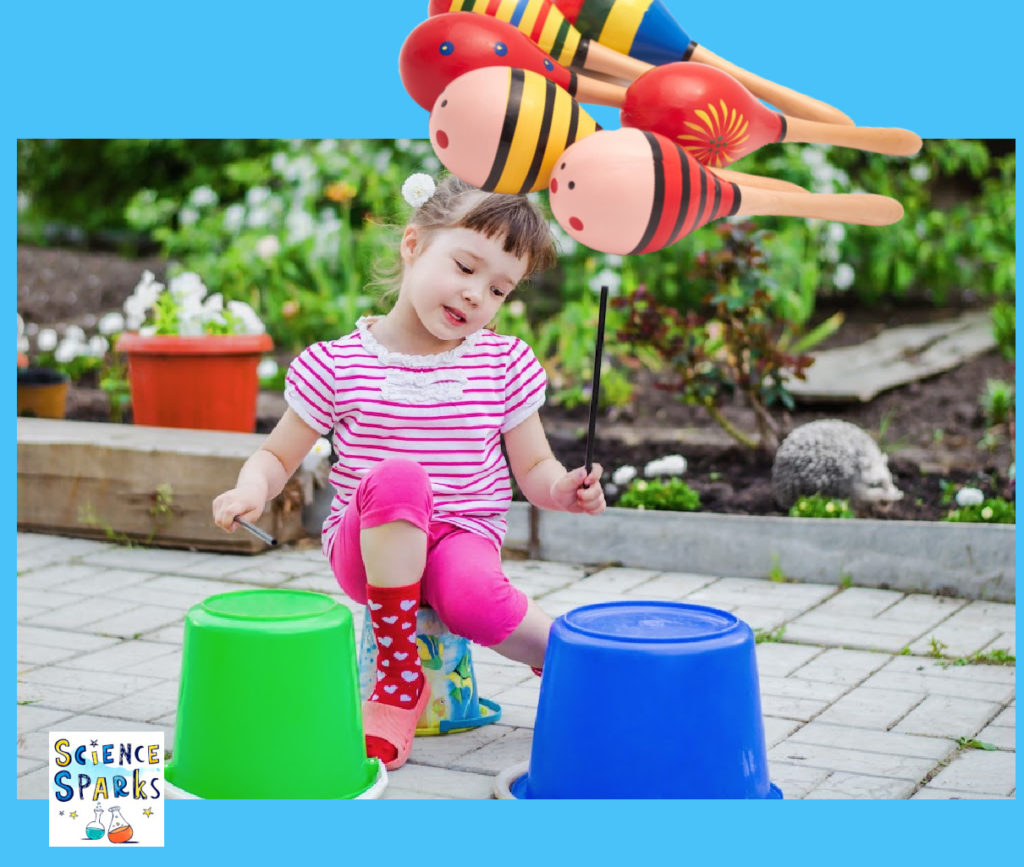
[329,459,528,647]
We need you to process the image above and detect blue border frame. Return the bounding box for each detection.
[6,1,1019,862]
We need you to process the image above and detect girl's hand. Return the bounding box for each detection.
[212,485,266,532]
[549,464,606,515]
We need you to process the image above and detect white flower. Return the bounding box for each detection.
[833,263,855,290]
[16,313,25,337]
[980,506,994,520]
[549,220,577,255]
[402,173,436,208]
[286,209,315,243]
[589,267,622,297]
[178,206,200,227]
[316,139,338,154]
[139,325,158,337]
[827,223,846,244]
[189,185,218,207]
[256,234,281,260]
[98,311,126,335]
[271,152,289,174]
[223,203,246,233]
[18,335,29,353]
[64,325,87,343]
[612,465,637,486]
[88,335,109,356]
[506,299,526,317]
[257,358,279,379]
[131,270,164,310]
[168,272,208,304]
[227,300,265,335]
[604,482,618,497]
[302,437,332,471]
[37,328,58,352]
[909,162,931,183]
[246,186,272,207]
[54,339,82,364]
[644,454,687,477]
[17,191,30,213]
[955,487,985,508]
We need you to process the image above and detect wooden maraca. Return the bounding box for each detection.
[622,62,921,167]
[428,0,651,83]
[548,127,903,255]
[426,64,811,196]
[400,12,622,110]
[428,65,600,193]
[550,0,853,125]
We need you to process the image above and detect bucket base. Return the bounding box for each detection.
[164,758,388,800]
[494,762,784,800]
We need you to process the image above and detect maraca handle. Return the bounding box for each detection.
[710,167,807,194]
[581,38,652,81]
[783,117,922,157]
[735,187,904,226]
[574,72,627,107]
[690,45,854,126]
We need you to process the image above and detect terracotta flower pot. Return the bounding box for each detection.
[115,333,273,432]
[17,367,70,419]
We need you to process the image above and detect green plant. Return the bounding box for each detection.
[788,494,854,518]
[957,737,997,751]
[943,648,1015,668]
[768,553,790,583]
[754,625,787,644]
[613,222,836,452]
[125,271,264,336]
[944,498,1015,524]
[839,572,853,589]
[992,300,1015,360]
[617,477,701,512]
[980,378,1014,427]
[98,356,132,423]
[927,636,949,658]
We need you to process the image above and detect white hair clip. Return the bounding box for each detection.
[401,173,436,208]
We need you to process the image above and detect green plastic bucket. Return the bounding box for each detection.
[165,589,381,798]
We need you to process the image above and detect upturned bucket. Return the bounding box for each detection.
[496,600,781,799]
[165,589,383,798]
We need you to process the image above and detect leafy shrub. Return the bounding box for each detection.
[617,478,701,512]
[944,498,1015,524]
[980,379,1014,427]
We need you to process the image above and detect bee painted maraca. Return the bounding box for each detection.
[550,0,853,125]
[548,127,903,255]
[429,0,651,82]
[428,65,600,193]
[622,62,921,167]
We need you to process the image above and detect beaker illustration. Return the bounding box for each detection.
[106,806,133,843]
[85,805,105,840]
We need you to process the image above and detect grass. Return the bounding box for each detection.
[957,736,997,751]
[941,648,1015,668]
[754,625,787,644]
[768,553,791,583]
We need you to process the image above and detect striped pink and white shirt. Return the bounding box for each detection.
[284,316,547,557]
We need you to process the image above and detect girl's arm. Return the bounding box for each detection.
[505,411,605,515]
[212,408,323,531]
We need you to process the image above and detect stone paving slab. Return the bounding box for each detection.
[14,532,1016,801]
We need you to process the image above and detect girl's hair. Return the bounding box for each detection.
[374,174,557,301]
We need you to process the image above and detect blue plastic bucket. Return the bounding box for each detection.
[507,601,782,799]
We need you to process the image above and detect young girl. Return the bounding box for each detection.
[213,173,605,771]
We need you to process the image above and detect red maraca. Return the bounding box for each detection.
[400,13,623,110]
[622,62,921,167]
[551,0,853,125]
[548,127,903,255]
[428,0,651,83]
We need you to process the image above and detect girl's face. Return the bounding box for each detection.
[399,224,527,343]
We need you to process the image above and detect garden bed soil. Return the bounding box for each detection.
[18,245,1015,522]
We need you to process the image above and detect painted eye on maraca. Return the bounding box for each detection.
[440,41,453,56]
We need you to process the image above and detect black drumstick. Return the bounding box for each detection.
[584,285,609,479]
[234,517,277,546]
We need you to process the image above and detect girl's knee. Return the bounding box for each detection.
[431,577,527,647]
[356,459,432,522]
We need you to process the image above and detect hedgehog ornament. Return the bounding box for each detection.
[771,419,904,512]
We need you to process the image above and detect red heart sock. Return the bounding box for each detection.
[364,582,423,764]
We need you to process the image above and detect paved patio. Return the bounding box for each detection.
[16,531,1015,799]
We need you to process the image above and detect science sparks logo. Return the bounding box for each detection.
[48,731,164,847]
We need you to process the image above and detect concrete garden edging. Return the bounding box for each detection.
[503,503,1015,602]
